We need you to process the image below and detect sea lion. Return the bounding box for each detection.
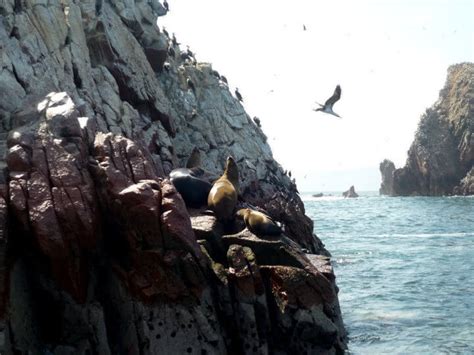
[186,147,201,169]
[207,156,239,222]
[169,148,212,208]
[236,208,282,237]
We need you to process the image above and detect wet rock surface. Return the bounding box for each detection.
[0,1,346,353]
[384,63,474,196]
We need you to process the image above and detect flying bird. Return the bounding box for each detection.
[314,85,342,118]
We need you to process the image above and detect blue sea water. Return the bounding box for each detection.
[303,192,474,354]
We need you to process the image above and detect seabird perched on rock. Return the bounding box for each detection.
[180,52,191,62]
[162,26,169,38]
[168,46,175,58]
[235,88,243,102]
[163,62,171,72]
[172,33,180,46]
[187,78,195,93]
[313,85,342,118]
[220,75,228,85]
[253,116,261,128]
[163,0,169,12]
[186,46,195,60]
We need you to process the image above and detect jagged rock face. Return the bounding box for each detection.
[0,1,345,353]
[389,63,474,196]
[379,159,395,195]
[455,167,474,195]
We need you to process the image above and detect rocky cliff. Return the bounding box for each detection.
[380,63,474,196]
[0,1,346,353]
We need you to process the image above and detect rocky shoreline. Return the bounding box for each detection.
[0,1,346,353]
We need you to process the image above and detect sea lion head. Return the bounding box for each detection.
[186,147,201,169]
[236,208,250,220]
[224,156,239,187]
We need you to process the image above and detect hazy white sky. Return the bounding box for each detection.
[159,0,474,192]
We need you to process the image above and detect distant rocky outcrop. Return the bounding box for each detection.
[382,63,474,196]
[0,1,346,353]
[342,186,359,198]
[379,159,396,195]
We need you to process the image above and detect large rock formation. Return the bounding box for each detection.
[382,63,474,196]
[0,1,346,353]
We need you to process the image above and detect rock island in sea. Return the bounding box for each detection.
[0,1,346,353]
[380,63,474,196]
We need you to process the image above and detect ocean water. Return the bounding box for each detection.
[303,192,474,354]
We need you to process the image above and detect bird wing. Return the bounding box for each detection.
[324,85,341,108]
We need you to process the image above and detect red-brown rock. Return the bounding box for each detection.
[260,265,334,310]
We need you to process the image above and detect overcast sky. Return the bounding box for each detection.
[159,0,474,192]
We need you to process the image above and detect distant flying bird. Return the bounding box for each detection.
[313,85,342,118]
[303,24,307,31]
[235,88,243,102]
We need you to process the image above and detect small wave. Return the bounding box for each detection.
[355,310,421,322]
[349,333,381,344]
[377,232,474,238]
[301,195,346,202]
[333,258,358,266]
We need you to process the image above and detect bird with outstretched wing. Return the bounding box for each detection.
[314,85,342,118]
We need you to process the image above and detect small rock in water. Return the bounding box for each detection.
[342,186,359,198]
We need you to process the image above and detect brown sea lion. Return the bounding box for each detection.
[236,208,282,237]
[169,148,212,208]
[186,147,201,169]
[207,156,239,221]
